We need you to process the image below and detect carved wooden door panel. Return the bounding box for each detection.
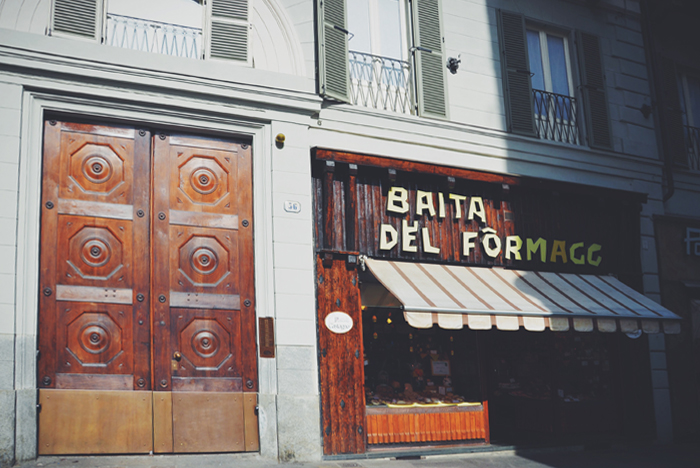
[39,121,151,392]
[151,134,257,453]
[38,122,258,455]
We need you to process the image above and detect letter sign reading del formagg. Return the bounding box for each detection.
[379,186,603,267]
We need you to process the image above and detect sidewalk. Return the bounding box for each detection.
[13,443,700,468]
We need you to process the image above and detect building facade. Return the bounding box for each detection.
[0,0,695,464]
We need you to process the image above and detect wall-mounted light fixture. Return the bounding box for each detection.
[447,55,461,74]
[275,133,285,148]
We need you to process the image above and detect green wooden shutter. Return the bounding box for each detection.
[52,0,100,40]
[497,10,535,137]
[577,32,613,150]
[411,0,447,119]
[657,57,688,167]
[316,0,350,102]
[208,0,249,62]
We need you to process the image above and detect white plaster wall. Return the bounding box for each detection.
[0,0,311,77]
[441,0,656,161]
[269,120,320,462]
[0,0,50,35]
[0,79,21,468]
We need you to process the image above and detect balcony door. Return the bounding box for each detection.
[37,120,258,454]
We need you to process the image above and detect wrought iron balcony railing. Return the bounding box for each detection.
[106,14,202,59]
[349,50,414,115]
[532,89,581,145]
[685,125,700,171]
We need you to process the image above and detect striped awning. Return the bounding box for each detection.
[362,258,681,334]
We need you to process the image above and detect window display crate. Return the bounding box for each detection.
[365,402,489,445]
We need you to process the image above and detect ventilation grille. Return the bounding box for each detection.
[53,0,97,38]
[324,24,348,98]
[212,0,248,21]
[324,0,345,29]
[416,0,441,51]
[419,51,446,116]
[210,21,248,61]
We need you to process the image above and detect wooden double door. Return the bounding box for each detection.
[37,121,258,454]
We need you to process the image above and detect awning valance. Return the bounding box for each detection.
[361,258,681,334]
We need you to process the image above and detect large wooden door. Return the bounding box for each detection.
[151,134,258,453]
[38,121,258,454]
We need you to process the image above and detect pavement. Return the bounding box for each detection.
[12,443,700,468]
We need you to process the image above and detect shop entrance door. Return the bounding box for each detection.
[37,121,258,454]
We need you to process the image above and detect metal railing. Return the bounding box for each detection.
[685,125,700,171]
[349,50,414,115]
[532,89,581,145]
[105,14,202,59]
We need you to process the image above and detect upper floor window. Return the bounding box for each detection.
[317,0,448,119]
[346,0,412,114]
[526,28,580,144]
[50,0,249,63]
[679,73,700,170]
[498,10,613,150]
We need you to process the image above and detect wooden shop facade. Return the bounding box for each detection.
[312,149,682,456]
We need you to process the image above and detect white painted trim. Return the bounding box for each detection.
[13,88,278,458]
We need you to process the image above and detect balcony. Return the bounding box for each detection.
[533,89,581,145]
[685,125,700,171]
[349,50,414,115]
[105,14,202,59]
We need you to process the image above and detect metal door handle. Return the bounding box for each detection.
[173,351,182,361]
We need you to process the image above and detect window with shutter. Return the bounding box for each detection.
[317,0,351,102]
[497,10,536,137]
[577,32,612,150]
[411,0,448,119]
[316,0,447,118]
[52,0,101,40]
[527,27,580,144]
[206,0,249,63]
[498,11,613,150]
[677,69,700,170]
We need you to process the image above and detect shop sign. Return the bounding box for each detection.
[378,186,602,266]
[686,227,700,257]
[325,311,353,334]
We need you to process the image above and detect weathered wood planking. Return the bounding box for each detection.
[317,254,366,455]
[365,404,489,445]
[312,151,642,284]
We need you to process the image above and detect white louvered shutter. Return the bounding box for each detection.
[577,32,613,150]
[317,0,350,102]
[497,10,536,137]
[411,0,447,119]
[207,0,249,63]
[52,0,101,40]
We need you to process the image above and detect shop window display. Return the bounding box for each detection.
[363,308,482,407]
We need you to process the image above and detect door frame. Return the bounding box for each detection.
[14,91,277,458]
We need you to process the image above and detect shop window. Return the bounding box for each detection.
[49,0,249,63]
[316,0,448,119]
[497,10,613,149]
